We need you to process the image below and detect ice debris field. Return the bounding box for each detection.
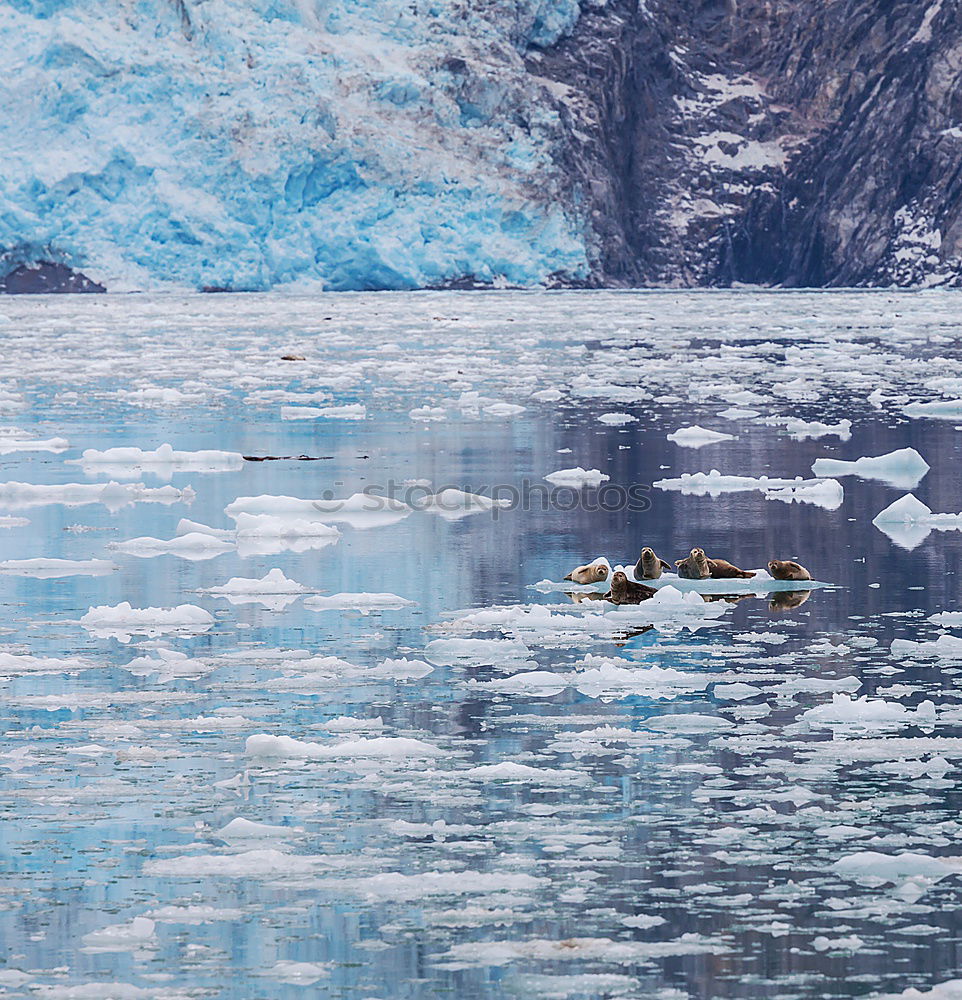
[1,290,962,998]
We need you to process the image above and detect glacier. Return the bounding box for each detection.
[0,0,588,291]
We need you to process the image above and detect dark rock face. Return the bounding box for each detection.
[539,0,962,287]
[0,262,105,294]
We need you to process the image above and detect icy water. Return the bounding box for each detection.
[1,290,962,1000]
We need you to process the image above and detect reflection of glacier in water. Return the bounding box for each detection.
[1,290,962,998]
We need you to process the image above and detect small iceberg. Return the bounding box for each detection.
[666,425,734,448]
[544,467,609,488]
[872,494,962,550]
[812,447,929,489]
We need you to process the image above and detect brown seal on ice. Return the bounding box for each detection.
[675,547,710,579]
[707,557,755,579]
[768,559,812,581]
[634,547,671,580]
[563,562,609,585]
[605,571,657,605]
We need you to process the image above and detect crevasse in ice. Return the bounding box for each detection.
[0,0,587,291]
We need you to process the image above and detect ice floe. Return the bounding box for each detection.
[79,602,215,641]
[70,443,244,480]
[763,416,852,440]
[304,592,415,614]
[802,694,936,731]
[812,447,930,489]
[544,467,609,488]
[873,494,962,549]
[654,470,843,509]
[0,480,194,510]
[110,532,235,560]
[416,488,512,519]
[666,425,734,447]
[206,568,309,609]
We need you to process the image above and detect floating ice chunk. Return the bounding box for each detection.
[666,425,735,447]
[144,848,324,878]
[410,405,447,421]
[175,518,235,540]
[437,934,725,968]
[802,694,936,731]
[304,592,414,614]
[120,647,214,682]
[621,914,667,929]
[599,412,637,425]
[246,733,442,760]
[340,870,546,902]
[462,762,592,785]
[654,469,836,500]
[319,716,384,733]
[766,478,844,510]
[423,637,533,666]
[812,448,930,489]
[891,635,962,659]
[544,467,609,488]
[281,403,366,419]
[832,851,962,887]
[0,515,28,528]
[484,402,526,417]
[70,443,244,480]
[873,494,962,550]
[813,935,863,952]
[0,480,194,511]
[644,713,734,732]
[417,488,512,520]
[0,558,116,577]
[0,430,69,455]
[262,962,332,985]
[371,657,434,679]
[81,916,156,953]
[872,980,962,999]
[931,612,962,627]
[147,905,247,924]
[0,651,95,677]
[312,493,413,528]
[472,671,569,697]
[764,417,852,441]
[0,970,34,989]
[80,602,215,642]
[717,407,760,420]
[233,514,340,556]
[216,818,293,840]
[111,532,235,561]
[573,656,711,701]
[207,568,308,609]
[713,682,762,701]
[903,399,962,419]
[531,388,563,402]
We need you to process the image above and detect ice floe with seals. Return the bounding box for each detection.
[69,443,243,480]
[666,425,734,447]
[533,563,827,596]
[872,494,962,549]
[812,447,929,489]
[653,469,843,509]
[0,480,194,510]
[79,602,215,642]
[0,558,117,577]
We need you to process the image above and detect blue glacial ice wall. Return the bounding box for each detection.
[0,0,588,291]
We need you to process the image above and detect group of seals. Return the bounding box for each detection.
[562,550,813,606]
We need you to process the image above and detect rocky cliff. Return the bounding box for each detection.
[3,0,960,291]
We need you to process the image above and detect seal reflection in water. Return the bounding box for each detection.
[768,559,812,581]
[676,548,711,579]
[605,571,657,605]
[564,563,609,585]
[635,547,671,580]
[770,589,811,611]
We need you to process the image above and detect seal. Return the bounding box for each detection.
[675,547,711,579]
[706,557,755,579]
[606,570,657,605]
[768,559,812,581]
[634,546,672,580]
[563,562,609,585]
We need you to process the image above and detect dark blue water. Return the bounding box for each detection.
[0,290,961,999]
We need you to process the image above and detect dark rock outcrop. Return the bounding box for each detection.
[0,262,105,294]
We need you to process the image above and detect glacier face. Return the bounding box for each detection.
[0,0,588,291]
